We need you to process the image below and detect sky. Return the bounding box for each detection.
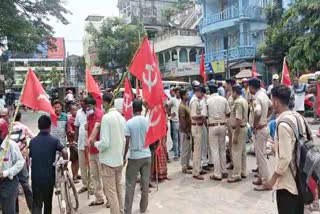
[50,0,118,55]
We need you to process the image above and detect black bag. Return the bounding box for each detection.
[278,114,320,205]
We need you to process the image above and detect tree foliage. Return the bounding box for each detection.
[163,0,193,20]
[86,17,145,71]
[0,0,70,53]
[261,0,320,72]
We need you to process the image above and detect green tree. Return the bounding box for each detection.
[261,0,320,72]
[86,17,145,71]
[0,0,70,53]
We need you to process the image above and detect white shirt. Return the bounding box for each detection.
[167,97,181,122]
[74,109,87,150]
[0,98,5,109]
[65,93,74,102]
[0,139,25,179]
[95,108,126,167]
[267,84,274,95]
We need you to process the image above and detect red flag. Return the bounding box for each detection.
[86,69,102,109]
[199,53,207,85]
[252,60,258,77]
[129,36,164,107]
[123,77,133,120]
[317,83,320,117]
[145,104,167,147]
[281,57,291,86]
[21,69,57,125]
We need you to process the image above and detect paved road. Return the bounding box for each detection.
[16,111,320,214]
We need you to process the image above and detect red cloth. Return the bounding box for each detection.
[145,105,167,147]
[21,69,57,125]
[199,53,207,85]
[252,60,258,77]
[281,57,291,86]
[86,69,102,109]
[0,118,8,139]
[87,108,104,154]
[123,77,133,121]
[152,139,168,181]
[129,36,165,107]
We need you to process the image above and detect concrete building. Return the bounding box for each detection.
[199,0,270,79]
[82,15,105,74]
[9,37,66,89]
[154,4,204,82]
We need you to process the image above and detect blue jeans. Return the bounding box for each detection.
[0,176,19,214]
[171,121,180,157]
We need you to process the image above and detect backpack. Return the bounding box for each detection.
[278,113,320,205]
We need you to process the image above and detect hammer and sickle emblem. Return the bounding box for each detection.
[148,105,161,129]
[123,93,132,112]
[143,64,158,93]
[37,94,50,104]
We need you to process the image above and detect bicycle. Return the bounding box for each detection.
[54,155,79,214]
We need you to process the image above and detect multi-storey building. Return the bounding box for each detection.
[154,4,204,82]
[82,15,105,72]
[9,37,66,89]
[118,0,178,34]
[199,0,269,79]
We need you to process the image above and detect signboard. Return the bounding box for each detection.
[211,60,225,74]
[91,66,104,75]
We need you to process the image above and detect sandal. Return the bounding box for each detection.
[89,201,104,206]
[77,187,88,194]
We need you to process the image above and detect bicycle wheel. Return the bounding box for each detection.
[66,171,79,211]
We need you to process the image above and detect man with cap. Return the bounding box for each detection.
[267,74,280,96]
[248,78,273,190]
[227,85,248,183]
[190,85,206,180]
[202,82,231,180]
[225,78,237,169]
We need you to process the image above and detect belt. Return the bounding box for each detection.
[208,123,225,127]
[231,125,246,129]
[191,123,204,126]
[255,124,267,130]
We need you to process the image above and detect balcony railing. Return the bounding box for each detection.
[200,6,239,29]
[154,29,199,42]
[199,6,265,32]
[197,46,256,63]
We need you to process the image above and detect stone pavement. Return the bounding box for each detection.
[15,111,320,214]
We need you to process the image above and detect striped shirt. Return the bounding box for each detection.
[50,113,68,146]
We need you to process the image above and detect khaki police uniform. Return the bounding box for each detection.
[230,96,248,179]
[202,93,231,178]
[190,95,204,176]
[249,89,272,181]
[227,95,235,163]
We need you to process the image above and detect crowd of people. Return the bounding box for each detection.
[0,75,316,214]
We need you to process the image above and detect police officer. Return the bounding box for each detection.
[248,78,273,191]
[190,85,206,180]
[225,78,237,169]
[227,85,248,183]
[202,82,231,180]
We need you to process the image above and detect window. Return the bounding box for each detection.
[179,48,188,62]
[189,48,197,62]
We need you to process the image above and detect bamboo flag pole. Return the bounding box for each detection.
[0,69,30,169]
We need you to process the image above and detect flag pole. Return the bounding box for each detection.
[0,69,30,169]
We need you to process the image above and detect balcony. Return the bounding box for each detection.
[197,46,256,63]
[154,29,203,53]
[199,6,265,34]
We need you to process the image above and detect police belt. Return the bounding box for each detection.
[231,125,246,129]
[208,123,225,127]
[191,123,204,126]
